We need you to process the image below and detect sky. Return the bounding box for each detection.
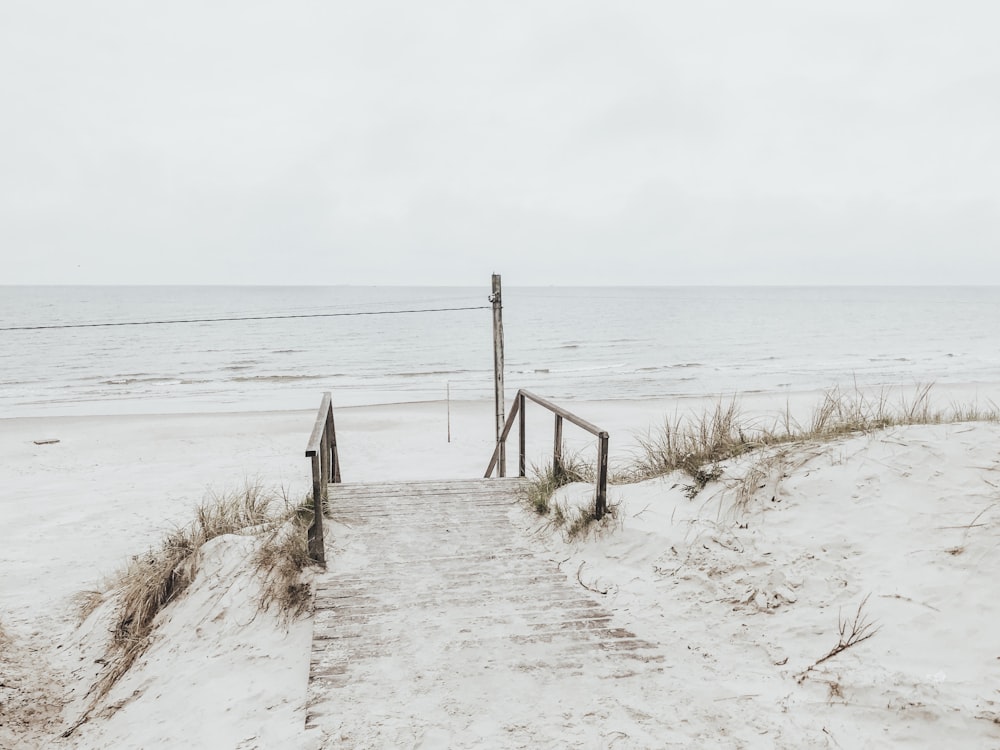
[1,0,998,286]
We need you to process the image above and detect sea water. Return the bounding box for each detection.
[1,286,998,417]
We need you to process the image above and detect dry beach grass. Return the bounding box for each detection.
[630,384,999,485]
[526,384,1000,540]
[68,482,318,733]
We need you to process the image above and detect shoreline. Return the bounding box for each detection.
[6,377,1000,418]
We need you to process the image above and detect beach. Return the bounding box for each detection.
[2,387,999,747]
[4,279,1000,748]
[5,0,1000,738]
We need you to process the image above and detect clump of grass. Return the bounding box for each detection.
[948,398,1000,423]
[255,497,315,620]
[525,450,617,540]
[72,590,105,624]
[526,450,592,517]
[85,482,318,710]
[555,496,621,541]
[631,397,764,483]
[630,384,1000,490]
[527,469,561,516]
[539,495,607,541]
[563,504,602,540]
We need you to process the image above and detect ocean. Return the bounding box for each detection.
[1,285,998,417]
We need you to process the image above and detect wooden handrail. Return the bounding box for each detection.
[304,392,341,564]
[485,389,610,519]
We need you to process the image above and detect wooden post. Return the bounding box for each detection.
[308,453,325,564]
[595,431,610,520]
[553,415,564,482]
[305,392,335,565]
[327,404,341,483]
[518,391,526,477]
[447,381,451,443]
[319,425,330,515]
[491,274,506,476]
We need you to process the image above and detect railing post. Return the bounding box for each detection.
[308,453,326,564]
[320,425,330,510]
[518,391,526,477]
[484,394,520,479]
[553,415,564,482]
[595,431,609,520]
[483,391,610,524]
[327,404,340,483]
[306,392,335,565]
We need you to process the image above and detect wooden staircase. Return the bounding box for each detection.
[304,477,663,745]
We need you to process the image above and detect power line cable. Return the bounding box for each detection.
[0,305,491,332]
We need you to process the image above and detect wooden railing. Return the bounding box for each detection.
[484,389,610,519]
[305,392,341,565]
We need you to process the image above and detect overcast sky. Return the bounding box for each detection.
[2,1,998,285]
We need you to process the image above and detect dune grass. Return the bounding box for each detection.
[526,454,592,516]
[254,502,314,620]
[629,384,1000,487]
[85,482,318,709]
[525,385,1000,532]
[525,452,615,540]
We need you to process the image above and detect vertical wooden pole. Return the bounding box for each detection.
[327,404,341,483]
[319,426,330,515]
[595,431,610,520]
[308,454,325,564]
[491,274,506,476]
[553,415,564,482]
[447,381,451,443]
[518,392,526,477]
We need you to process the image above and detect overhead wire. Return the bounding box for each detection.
[0,305,492,332]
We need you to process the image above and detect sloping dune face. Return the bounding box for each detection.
[531,422,1000,747]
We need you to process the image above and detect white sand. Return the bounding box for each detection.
[2,392,1000,747]
[539,422,1000,746]
[1,400,503,748]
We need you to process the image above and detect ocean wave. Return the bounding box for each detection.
[512,363,627,375]
[230,374,330,383]
[5,286,997,417]
[101,377,180,386]
[393,370,473,378]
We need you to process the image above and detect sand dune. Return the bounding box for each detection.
[2,398,999,747]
